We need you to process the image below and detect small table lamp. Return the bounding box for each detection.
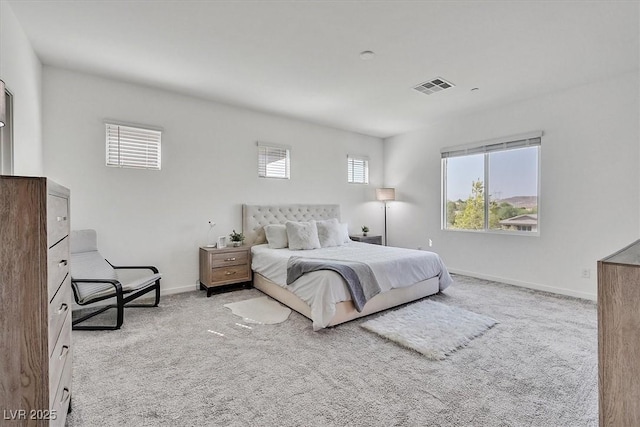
[376,188,395,246]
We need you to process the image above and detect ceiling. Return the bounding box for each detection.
[7,0,639,138]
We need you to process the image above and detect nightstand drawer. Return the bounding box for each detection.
[209,251,249,267]
[210,264,251,285]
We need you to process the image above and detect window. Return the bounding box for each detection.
[347,155,369,184]
[106,123,161,170]
[442,132,541,234]
[0,83,13,175]
[258,142,290,179]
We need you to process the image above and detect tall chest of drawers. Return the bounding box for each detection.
[0,176,72,426]
[598,240,640,426]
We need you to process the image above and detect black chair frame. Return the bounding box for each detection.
[71,261,161,331]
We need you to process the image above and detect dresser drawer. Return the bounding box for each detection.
[50,351,72,427]
[209,250,249,267]
[48,237,69,301]
[49,313,71,404]
[49,275,71,356]
[47,194,69,247]
[210,264,251,286]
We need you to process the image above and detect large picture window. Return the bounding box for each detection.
[442,132,541,234]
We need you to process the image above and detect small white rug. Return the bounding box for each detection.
[224,296,291,324]
[361,300,497,360]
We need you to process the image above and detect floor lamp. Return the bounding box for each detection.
[376,188,395,246]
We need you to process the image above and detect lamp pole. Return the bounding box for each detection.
[383,201,388,246]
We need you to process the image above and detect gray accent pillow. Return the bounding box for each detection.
[265,224,288,249]
[285,220,321,250]
[316,218,344,248]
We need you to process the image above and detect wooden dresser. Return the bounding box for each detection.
[598,239,640,426]
[199,245,252,296]
[0,176,72,426]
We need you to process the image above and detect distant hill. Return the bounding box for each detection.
[496,196,537,209]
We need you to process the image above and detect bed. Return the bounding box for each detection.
[243,204,453,330]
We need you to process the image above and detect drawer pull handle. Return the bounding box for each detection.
[59,345,69,360]
[58,260,68,267]
[57,216,67,222]
[225,271,236,276]
[225,257,236,261]
[60,387,70,404]
[58,303,68,314]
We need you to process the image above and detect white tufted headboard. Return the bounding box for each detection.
[242,204,341,245]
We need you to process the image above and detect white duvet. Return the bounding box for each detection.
[251,242,453,330]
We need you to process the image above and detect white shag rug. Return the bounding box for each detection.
[361,299,497,360]
[224,296,291,324]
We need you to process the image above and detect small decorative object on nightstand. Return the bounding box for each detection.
[350,234,382,245]
[229,229,245,247]
[199,245,252,297]
[361,225,369,237]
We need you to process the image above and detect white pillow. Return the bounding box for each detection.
[286,220,321,250]
[340,223,351,243]
[316,218,344,248]
[264,224,288,249]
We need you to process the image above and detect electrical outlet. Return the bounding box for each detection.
[428,239,433,247]
[581,269,591,279]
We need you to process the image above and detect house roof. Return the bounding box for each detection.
[499,214,538,226]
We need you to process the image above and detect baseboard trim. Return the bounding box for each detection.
[72,283,200,310]
[162,284,200,296]
[448,268,597,301]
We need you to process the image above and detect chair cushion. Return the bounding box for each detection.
[121,273,162,293]
[71,251,119,303]
[71,229,99,254]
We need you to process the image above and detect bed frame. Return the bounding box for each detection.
[242,204,440,327]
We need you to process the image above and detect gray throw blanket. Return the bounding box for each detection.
[286,256,381,312]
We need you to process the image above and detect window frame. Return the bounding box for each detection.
[105,122,162,170]
[347,155,369,184]
[257,141,291,180]
[0,87,14,175]
[441,132,542,236]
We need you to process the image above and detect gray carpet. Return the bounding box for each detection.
[67,275,598,426]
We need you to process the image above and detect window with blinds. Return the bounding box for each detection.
[105,123,162,170]
[441,131,541,234]
[347,156,369,184]
[258,142,290,179]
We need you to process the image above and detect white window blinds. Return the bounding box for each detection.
[441,131,542,159]
[347,156,369,184]
[258,142,290,179]
[106,123,162,170]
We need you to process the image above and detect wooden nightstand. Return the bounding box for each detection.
[349,234,382,245]
[199,245,252,297]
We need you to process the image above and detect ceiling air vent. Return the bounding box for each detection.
[413,77,455,95]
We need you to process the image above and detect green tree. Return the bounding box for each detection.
[446,200,456,226]
[454,180,485,230]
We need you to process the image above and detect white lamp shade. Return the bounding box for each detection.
[376,187,395,201]
[0,80,5,128]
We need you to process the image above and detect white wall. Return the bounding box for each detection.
[384,70,639,300]
[0,2,43,175]
[43,67,384,294]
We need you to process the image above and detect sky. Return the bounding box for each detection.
[445,147,538,201]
